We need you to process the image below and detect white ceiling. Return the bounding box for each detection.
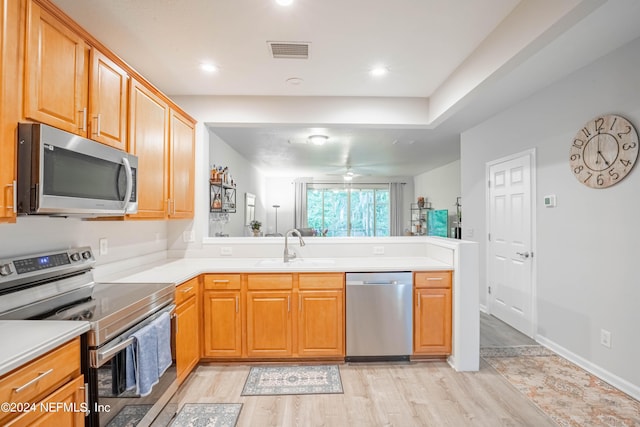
[51,0,640,177]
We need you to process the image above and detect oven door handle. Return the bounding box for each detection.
[95,337,135,366]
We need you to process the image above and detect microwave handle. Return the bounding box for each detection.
[122,157,133,214]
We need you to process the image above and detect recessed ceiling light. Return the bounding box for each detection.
[276,0,293,6]
[370,66,388,77]
[308,135,329,146]
[200,63,218,73]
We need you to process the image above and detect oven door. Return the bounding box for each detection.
[87,304,177,427]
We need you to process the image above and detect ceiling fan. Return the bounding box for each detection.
[325,166,368,181]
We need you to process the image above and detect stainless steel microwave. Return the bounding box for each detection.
[17,123,138,216]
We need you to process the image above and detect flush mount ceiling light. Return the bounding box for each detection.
[370,66,388,77]
[200,63,218,73]
[276,0,294,5]
[286,77,304,86]
[308,134,329,146]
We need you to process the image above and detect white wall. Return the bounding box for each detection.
[0,217,167,265]
[461,36,640,394]
[414,159,461,233]
[208,129,267,237]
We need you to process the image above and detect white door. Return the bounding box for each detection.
[487,151,535,337]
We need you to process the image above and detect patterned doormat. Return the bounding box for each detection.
[241,365,343,396]
[106,404,152,427]
[481,346,640,426]
[169,403,242,427]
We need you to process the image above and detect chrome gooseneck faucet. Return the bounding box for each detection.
[284,228,306,262]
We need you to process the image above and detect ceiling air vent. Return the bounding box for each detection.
[267,41,310,59]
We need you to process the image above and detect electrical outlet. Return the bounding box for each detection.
[183,230,195,243]
[99,238,108,255]
[220,247,233,256]
[373,246,385,255]
[600,329,611,348]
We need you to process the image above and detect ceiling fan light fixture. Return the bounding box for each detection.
[308,134,329,146]
[343,174,353,181]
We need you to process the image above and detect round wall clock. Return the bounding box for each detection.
[569,114,638,188]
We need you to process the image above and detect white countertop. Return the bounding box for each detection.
[0,320,90,376]
[101,256,452,284]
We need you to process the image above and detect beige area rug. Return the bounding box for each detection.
[481,346,640,427]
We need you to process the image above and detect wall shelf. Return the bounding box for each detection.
[210,181,236,213]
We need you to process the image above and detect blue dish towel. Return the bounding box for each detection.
[125,345,136,390]
[130,322,160,397]
[154,312,172,377]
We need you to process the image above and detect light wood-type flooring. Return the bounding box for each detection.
[172,313,555,426]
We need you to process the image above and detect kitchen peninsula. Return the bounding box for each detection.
[95,236,479,372]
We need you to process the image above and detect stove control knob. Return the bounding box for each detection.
[81,251,92,260]
[0,264,12,276]
[70,253,81,262]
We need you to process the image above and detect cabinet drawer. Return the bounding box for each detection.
[203,274,241,290]
[299,273,344,290]
[175,277,199,305]
[247,274,293,290]
[0,337,81,417]
[414,271,452,288]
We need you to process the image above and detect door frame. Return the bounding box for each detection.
[485,148,537,338]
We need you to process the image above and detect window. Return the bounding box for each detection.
[306,184,390,236]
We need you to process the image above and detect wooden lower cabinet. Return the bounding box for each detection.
[413,271,453,356]
[5,376,85,427]
[0,338,83,426]
[246,290,293,357]
[175,278,200,384]
[298,290,344,357]
[202,290,242,358]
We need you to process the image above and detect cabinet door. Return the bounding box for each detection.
[24,0,88,135]
[0,0,20,222]
[246,291,292,357]
[89,49,128,150]
[128,78,169,218]
[168,110,195,218]
[5,375,85,427]
[203,291,242,358]
[176,295,199,384]
[414,288,452,355]
[298,290,344,357]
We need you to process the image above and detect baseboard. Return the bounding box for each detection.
[536,335,640,401]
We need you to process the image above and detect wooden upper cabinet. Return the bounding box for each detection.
[128,77,169,219]
[89,49,128,150]
[24,0,89,135]
[168,110,195,218]
[0,0,21,222]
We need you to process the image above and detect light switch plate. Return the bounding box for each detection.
[544,194,556,207]
[220,247,233,256]
[373,246,385,255]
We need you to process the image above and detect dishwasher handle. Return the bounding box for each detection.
[348,280,409,285]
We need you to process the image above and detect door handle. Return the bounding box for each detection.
[516,251,530,259]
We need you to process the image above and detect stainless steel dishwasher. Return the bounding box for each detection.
[346,271,413,361]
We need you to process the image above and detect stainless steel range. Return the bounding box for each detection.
[0,247,177,426]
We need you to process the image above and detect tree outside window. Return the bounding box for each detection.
[306,184,389,237]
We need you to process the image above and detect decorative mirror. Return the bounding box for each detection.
[245,193,256,226]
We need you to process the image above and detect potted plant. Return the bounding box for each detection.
[249,220,262,236]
